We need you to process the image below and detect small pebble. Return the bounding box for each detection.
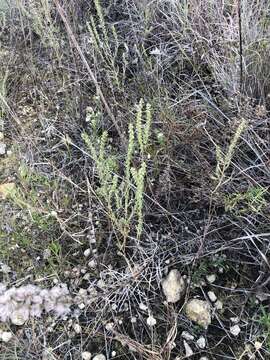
[111,351,116,357]
[206,274,216,283]
[93,354,106,360]
[88,259,97,268]
[230,316,239,323]
[73,324,82,334]
[1,331,12,343]
[82,352,92,360]
[84,249,91,258]
[207,291,217,302]
[196,336,206,349]
[146,315,157,327]
[183,340,193,357]
[0,142,6,155]
[181,331,194,341]
[131,316,137,323]
[215,300,223,310]
[230,325,241,337]
[254,341,262,350]
[139,303,148,311]
[105,322,114,331]
[78,303,85,310]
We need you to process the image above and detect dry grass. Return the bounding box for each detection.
[0,0,270,359]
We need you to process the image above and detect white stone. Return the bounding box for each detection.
[200,357,209,360]
[105,322,114,331]
[183,340,193,357]
[206,274,216,283]
[82,352,92,360]
[230,325,241,337]
[161,269,185,303]
[88,259,97,268]
[230,316,239,323]
[10,309,29,326]
[74,324,82,334]
[1,331,12,342]
[196,336,206,349]
[111,351,116,357]
[93,354,106,360]
[146,315,157,327]
[78,303,85,310]
[207,291,217,303]
[215,300,223,310]
[0,143,6,155]
[181,331,194,341]
[185,299,211,329]
[254,341,262,350]
[139,303,148,311]
[84,249,91,258]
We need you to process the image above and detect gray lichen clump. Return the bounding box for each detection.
[0,283,71,325]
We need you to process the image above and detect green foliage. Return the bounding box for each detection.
[212,119,247,192]
[82,100,152,247]
[18,0,59,53]
[87,0,125,88]
[258,306,270,350]
[225,186,267,215]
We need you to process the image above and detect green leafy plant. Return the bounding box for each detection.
[212,118,247,193]
[82,99,152,248]
[87,0,125,89]
[225,186,267,215]
[257,306,270,350]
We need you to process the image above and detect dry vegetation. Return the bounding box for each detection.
[0,0,270,359]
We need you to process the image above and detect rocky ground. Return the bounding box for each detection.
[0,1,270,359]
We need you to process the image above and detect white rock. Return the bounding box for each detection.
[206,274,216,283]
[181,331,194,341]
[230,316,239,323]
[139,303,148,311]
[185,299,211,329]
[254,341,262,350]
[88,259,97,268]
[78,303,85,310]
[146,315,157,327]
[111,351,116,357]
[82,352,92,360]
[105,322,114,331]
[84,249,91,258]
[10,309,29,326]
[0,143,6,155]
[230,325,241,337]
[200,357,209,360]
[183,340,193,357]
[161,269,185,303]
[93,354,106,360]
[215,300,223,310]
[73,324,82,334]
[207,291,217,303]
[1,331,12,342]
[196,336,206,349]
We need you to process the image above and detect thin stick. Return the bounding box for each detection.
[52,0,124,144]
[237,0,243,95]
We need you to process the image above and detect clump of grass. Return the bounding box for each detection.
[87,0,122,89]
[82,99,152,247]
[212,118,247,193]
[225,186,268,215]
